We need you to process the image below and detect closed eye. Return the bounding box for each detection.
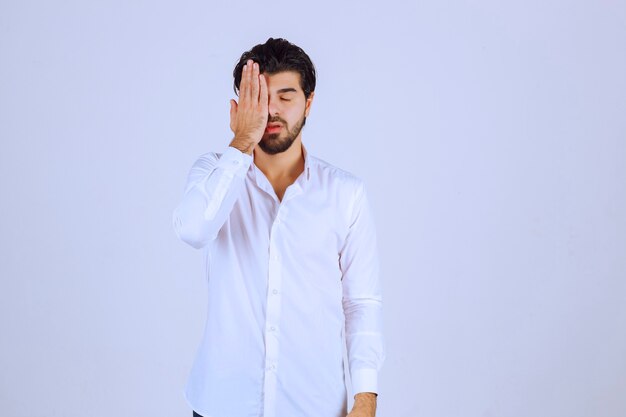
[281,98,291,102]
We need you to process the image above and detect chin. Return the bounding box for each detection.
[259,136,295,155]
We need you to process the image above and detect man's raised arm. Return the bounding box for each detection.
[172,59,268,249]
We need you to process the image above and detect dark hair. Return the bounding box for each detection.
[233,38,316,100]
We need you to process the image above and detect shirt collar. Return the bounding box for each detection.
[302,143,311,182]
[251,143,312,183]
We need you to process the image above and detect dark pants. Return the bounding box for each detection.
[192,412,203,417]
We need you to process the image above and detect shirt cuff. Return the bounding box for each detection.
[216,145,253,178]
[351,368,378,396]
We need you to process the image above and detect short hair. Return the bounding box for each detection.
[233,38,316,100]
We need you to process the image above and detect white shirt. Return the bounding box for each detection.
[172,143,385,417]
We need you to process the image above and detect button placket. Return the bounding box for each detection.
[263,204,284,417]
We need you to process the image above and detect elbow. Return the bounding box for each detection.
[342,296,383,316]
[180,232,209,250]
[172,211,212,250]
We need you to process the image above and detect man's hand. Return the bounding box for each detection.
[347,392,377,417]
[229,59,268,155]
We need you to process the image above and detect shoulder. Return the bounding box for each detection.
[307,154,374,231]
[191,151,220,168]
[307,154,368,221]
[308,154,365,191]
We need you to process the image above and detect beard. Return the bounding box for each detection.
[258,112,307,155]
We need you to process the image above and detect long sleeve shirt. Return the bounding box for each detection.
[172,143,385,417]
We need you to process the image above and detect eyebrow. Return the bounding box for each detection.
[276,88,297,94]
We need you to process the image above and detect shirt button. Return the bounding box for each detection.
[232,160,239,165]
[272,289,278,295]
[270,326,276,331]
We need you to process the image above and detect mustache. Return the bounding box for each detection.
[268,117,286,125]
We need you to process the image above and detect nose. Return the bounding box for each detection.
[268,95,280,117]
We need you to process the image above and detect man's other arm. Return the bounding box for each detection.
[339,180,386,416]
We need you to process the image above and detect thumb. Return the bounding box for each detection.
[229,99,238,133]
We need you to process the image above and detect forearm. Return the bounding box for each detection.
[172,145,251,248]
[344,297,384,394]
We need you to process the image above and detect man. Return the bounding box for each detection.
[172,38,385,417]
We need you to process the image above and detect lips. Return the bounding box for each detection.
[265,123,282,132]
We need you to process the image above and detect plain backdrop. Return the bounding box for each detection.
[1,1,625,416]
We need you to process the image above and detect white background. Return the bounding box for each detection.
[1,1,625,416]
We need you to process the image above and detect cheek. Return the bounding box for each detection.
[284,104,306,124]
[295,101,308,116]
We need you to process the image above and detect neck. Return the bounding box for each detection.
[253,136,305,181]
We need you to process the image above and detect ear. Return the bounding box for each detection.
[304,91,315,117]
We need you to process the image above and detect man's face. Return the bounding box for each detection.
[258,71,314,155]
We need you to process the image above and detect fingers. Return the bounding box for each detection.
[244,61,252,101]
[240,59,265,106]
[229,99,237,132]
[259,72,268,112]
[229,98,237,118]
[250,62,259,102]
[239,61,247,100]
